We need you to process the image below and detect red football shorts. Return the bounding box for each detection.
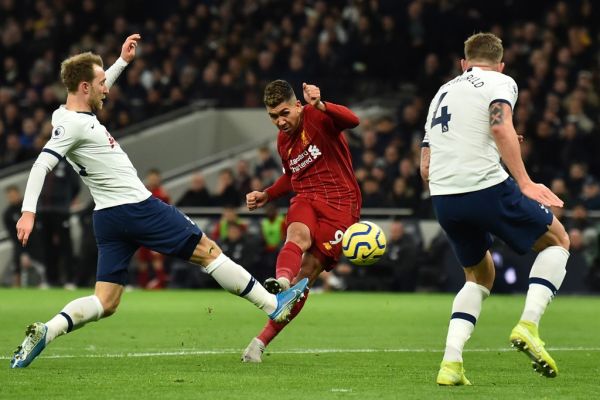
[286,197,359,271]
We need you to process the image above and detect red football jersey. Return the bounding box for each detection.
[267,102,361,217]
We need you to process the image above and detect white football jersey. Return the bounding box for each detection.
[45,106,151,209]
[423,67,518,195]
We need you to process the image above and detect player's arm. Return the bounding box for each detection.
[264,172,292,200]
[420,144,430,182]
[489,101,563,207]
[303,82,359,130]
[247,172,292,211]
[105,34,140,89]
[17,151,60,246]
[18,121,82,245]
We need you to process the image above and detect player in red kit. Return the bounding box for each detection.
[241,80,361,362]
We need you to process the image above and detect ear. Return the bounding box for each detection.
[460,59,467,72]
[498,62,505,73]
[80,81,90,94]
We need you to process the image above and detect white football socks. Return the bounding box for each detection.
[520,246,569,325]
[45,295,104,344]
[205,253,277,314]
[443,281,490,362]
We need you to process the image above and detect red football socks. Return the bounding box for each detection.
[257,292,309,346]
[275,241,303,282]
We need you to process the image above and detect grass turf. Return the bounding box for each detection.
[0,289,598,399]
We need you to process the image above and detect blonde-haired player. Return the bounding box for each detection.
[421,32,569,385]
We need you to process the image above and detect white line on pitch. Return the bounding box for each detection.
[2,347,600,360]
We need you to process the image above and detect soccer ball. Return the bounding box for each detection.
[342,221,386,266]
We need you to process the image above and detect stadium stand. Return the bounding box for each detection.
[1,0,599,291]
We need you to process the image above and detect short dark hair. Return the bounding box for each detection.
[263,80,296,108]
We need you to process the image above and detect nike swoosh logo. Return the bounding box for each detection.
[362,249,376,259]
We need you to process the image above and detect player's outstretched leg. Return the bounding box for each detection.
[241,252,319,363]
[510,244,569,378]
[204,250,307,323]
[242,292,309,363]
[10,294,104,368]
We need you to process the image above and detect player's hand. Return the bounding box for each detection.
[16,211,36,247]
[120,34,141,63]
[246,191,268,211]
[520,181,564,208]
[303,82,326,111]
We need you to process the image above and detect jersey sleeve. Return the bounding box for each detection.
[105,57,129,89]
[422,96,437,147]
[21,153,60,213]
[43,119,85,160]
[488,76,518,110]
[310,103,359,139]
[322,102,360,131]
[264,172,292,201]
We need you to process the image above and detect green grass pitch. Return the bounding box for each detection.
[0,289,598,399]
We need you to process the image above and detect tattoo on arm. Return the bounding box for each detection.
[489,102,504,126]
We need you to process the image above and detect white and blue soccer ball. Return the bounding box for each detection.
[342,221,386,266]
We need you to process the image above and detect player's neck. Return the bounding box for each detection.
[464,62,495,72]
[65,95,92,113]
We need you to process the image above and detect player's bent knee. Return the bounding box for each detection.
[286,223,312,251]
[97,297,120,317]
[536,221,570,252]
[286,232,311,251]
[464,252,495,290]
[558,230,570,250]
[190,235,223,267]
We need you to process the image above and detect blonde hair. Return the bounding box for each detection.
[464,33,503,64]
[60,52,104,93]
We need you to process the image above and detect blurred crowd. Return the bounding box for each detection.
[2,0,600,289]
[4,157,600,292]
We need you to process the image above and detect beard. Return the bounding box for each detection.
[89,88,104,113]
[90,97,103,113]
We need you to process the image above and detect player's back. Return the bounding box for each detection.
[423,67,518,196]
